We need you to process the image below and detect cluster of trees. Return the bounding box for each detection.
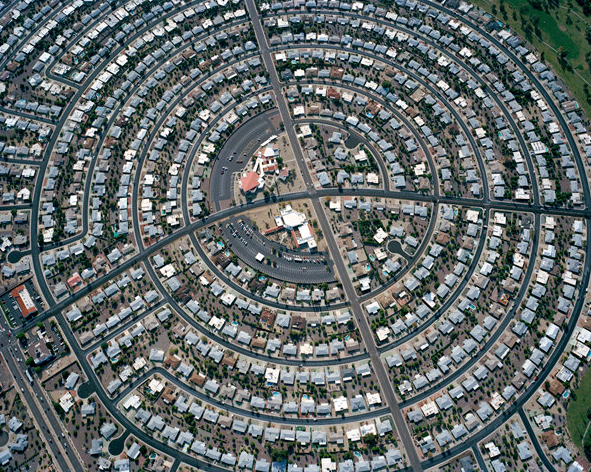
[575,0,591,16]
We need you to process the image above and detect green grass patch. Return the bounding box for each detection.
[567,366,591,451]
[470,0,591,119]
[0,305,13,328]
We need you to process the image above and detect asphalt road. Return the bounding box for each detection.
[418,2,583,203]
[2,349,80,471]
[245,1,423,470]
[50,291,240,472]
[6,175,584,470]
[270,11,543,205]
[0,307,84,472]
[0,5,257,472]
[272,42,495,202]
[30,1,229,307]
[17,186,589,334]
[414,2,590,467]
[130,53,265,247]
[402,213,541,407]
[311,195,424,472]
[240,3,590,471]
[0,106,55,125]
[377,209,488,354]
[9,0,591,468]
[82,299,166,355]
[292,83,444,303]
[419,216,589,468]
[115,366,390,426]
[519,408,558,472]
[291,82,441,197]
[143,252,367,367]
[472,445,487,471]
[0,1,62,73]
[31,9,250,257]
[294,117,390,191]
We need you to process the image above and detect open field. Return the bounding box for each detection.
[471,0,591,119]
[567,366,591,451]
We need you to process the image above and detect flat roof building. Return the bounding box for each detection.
[11,285,37,318]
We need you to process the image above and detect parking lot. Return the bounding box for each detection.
[0,280,43,328]
[40,320,68,358]
[222,216,336,284]
[210,111,278,211]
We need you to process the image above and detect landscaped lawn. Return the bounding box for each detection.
[567,365,591,451]
[0,304,13,328]
[471,0,591,119]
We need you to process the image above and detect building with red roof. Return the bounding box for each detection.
[240,171,263,194]
[67,273,82,289]
[11,285,37,319]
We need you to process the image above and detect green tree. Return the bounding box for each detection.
[269,447,288,462]
[557,47,571,71]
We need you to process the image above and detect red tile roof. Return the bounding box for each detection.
[240,172,261,193]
